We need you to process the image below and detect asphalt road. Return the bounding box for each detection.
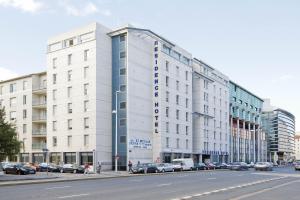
[1,167,299,200]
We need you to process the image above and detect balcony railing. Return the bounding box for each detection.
[32,115,47,121]
[33,85,47,91]
[32,143,46,150]
[32,101,47,107]
[32,130,47,136]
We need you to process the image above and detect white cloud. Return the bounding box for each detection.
[0,0,43,13]
[272,74,294,83]
[0,67,18,81]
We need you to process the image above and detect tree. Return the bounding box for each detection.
[0,107,21,161]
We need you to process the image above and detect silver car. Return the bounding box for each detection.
[254,162,273,171]
[157,163,174,173]
[294,162,300,171]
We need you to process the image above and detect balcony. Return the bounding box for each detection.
[32,100,47,109]
[32,130,47,137]
[32,115,47,123]
[32,142,46,150]
[32,85,47,95]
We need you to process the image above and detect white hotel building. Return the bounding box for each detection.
[0,22,233,169]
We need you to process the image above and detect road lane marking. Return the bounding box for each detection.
[229,179,300,200]
[169,176,286,200]
[207,177,217,180]
[157,183,172,187]
[58,194,89,199]
[129,179,144,182]
[46,186,71,190]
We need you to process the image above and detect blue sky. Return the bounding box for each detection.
[0,0,299,131]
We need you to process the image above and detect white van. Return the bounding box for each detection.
[172,158,194,171]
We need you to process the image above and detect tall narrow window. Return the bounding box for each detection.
[84,100,89,112]
[84,117,89,129]
[68,54,72,65]
[23,124,27,134]
[67,136,72,146]
[176,124,179,134]
[176,81,179,91]
[166,107,169,117]
[53,74,57,84]
[165,61,169,72]
[176,109,179,120]
[67,86,72,98]
[166,122,169,133]
[84,49,89,61]
[67,70,72,81]
[68,119,72,130]
[52,58,57,69]
[23,81,28,90]
[53,105,57,116]
[84,66,89,79]
[53,89,57,100]
[166,91,169,102]
[185,71,188,81]
[176,138,180,149]
[166,76,169,87]
[166,137,169,148]
[84,84,89,95]
[23,109,27,119]
[23,95,27,105]
[53,121,57,131]
[68,103,72,113]
[84,135,89,146]
[176,95,179,105]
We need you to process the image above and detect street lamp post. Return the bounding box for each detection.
[112,91,120,172]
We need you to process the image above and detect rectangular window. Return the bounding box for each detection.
[84,135,89,146]
[68,103,72,113]
[23,81,28,90]
[84,83,89,95]
[23,124,27,134]
[176,138,180,149]
[120,136,126,143]
[186,112,189,122]
[67,70,72,81]
[23,95,26,105]
[10,83,16,93]
[120,102,126,109]
[165,122,169,133]
[52,58,57,69]
[166,76,169,87]
[185,84,189,94]
[176,124,179,134]
[176,109,179,120]
[84,100,89,112]
[84,117,89,129]
[176,95,179,105]
[23,109,27,119]
[53,136,57,147]
[176,66,179,76]
[10,97,16,107]
[120,51,126,58]
[67,136,72,146]
[53,105,57,116]
[120,85,126,92]
[67,86,72,98]
[166,137,169,148]
[176,81,179,90]
[68,54,72,65]
[166,61,169,72]
[166,107,169,117]
[120,35,125,42]
[185,71,188,81]
[53,121,57,131]
[10,111,16,120]
[68,119,72,130]
[186,126,189,135]
[120,118,126,126]
[186,139,189,149]
[53,89,57,100]
[84,49,89,61]
[166,91,169,102]
[53,74,57,84]
[120,68,126,75]
[186,98,189,108]
[0,86,3,95]
[84,66,89,79]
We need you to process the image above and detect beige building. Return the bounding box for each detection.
[295,133,300,160]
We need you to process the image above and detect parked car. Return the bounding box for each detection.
[131,163,159,174]
[214,163,229,169]
[229,162,249,171]
[1,162,10,172]
[5,163,36,175]
[294,161,300,171]
[60,164,84,173]
[247,162,255,168]
[206,163,216,170]
[193,162,207,170]
[172,158,194,171]
[157,163,174,173]
[254,162,273,171]
[38,163,61,172]
[0,162,3,175]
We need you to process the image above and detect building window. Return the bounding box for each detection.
[120,68,126,75]
[186,126,189,135]
[23,124,27,134]
[84,83,89,95]
[120,35,125,42]
[67,136,72,147]
[10,83,16,93]
[10,97,16,107]
[84,117,89,129]
[67,70,72,81]
[120,136,126,143]
[176,138,180,149]
[166,76,169,87]
[185,84,189,94]
[53,89,57,100]
[23,95,27,105]
[84,135,89,146]
[67,86,72,98]
[68,119,72,130]
[176,81,179,91]
[185,71,188,81]
[53,105,57,116]
[166,122,169,133]
[186,139,189,149]
[84,100,89,112]
[10,111,16,120]
[176,95,179,105]
[186,112,189,122]
[186,98,189,108]
[23,109,27,119]
[166,91,169,102]
[68,54,72,65]
[166,137,169,148]
[120,118,126,126]
[166,107,169,117]
[53,121,57,131]
[53,136,57,147]
[120,102,126,109]
[176,66,179,76]
[176,109,179,120]
[52,58,57,69]
[165,61,169,72]
[68,103,72,113]
[0,86,3,95]
[53,74,57,84]
[120,51,126,58]
[84,66,89,79]
[120,85,126,92]
[23,81,28,90]
[176,124,179,134]
[84,49,89,61]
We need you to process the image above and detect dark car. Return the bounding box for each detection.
[214,163,229,169]
[5,163,36,175]
[131,163,159,174]
[39,163,61,172]
[193,162,207,170]
[229,162,249,171]
[206,163,216,170]
[60,164,84,173]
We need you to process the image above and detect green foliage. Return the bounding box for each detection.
[0,107,21,161]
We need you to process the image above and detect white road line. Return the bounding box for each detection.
[170,177,286,200]
[129,179,144,182]
[46,186,71,190]
[229,179,300,200]
[207,177,217,180]
[157,183,172,187]
[58,194,89,199]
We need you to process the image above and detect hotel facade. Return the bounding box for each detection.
[0,22,278,169]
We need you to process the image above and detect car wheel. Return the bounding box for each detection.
[60,169,64,173]
[180,168,183,172]
[155,169,158,173]
[172,168,175,172]
[162,169,165,173]
[73,169,77,174]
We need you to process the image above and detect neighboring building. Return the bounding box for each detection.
[229,81,267,163]
[192,58,230,163]
[108,26,193,169]
[295,133,300,160]
[0,72,47,163]
[262,99,295,163]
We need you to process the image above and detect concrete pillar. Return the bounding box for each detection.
[253,124,256,163]
[248,123,251,162]
[243,121,246,162]
[230,116,233,163]
[257,125,260,162]
[237,109,240,162]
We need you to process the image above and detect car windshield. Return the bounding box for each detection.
[256,162,265,165]
[172,161,182,165]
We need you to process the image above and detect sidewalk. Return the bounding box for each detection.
[0,171,134,187]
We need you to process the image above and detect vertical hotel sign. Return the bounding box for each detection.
[153,41,159,134]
